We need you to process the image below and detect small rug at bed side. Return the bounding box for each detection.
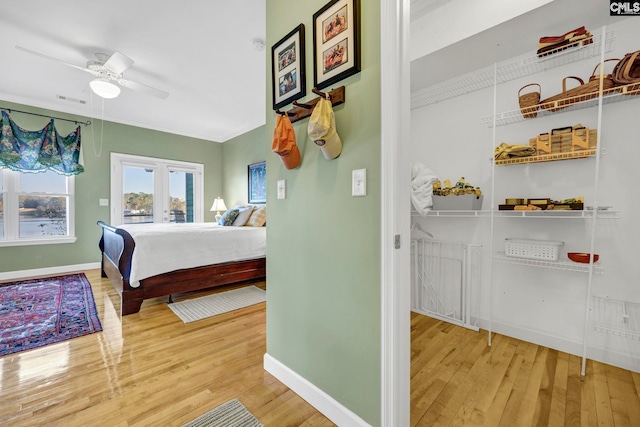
[0,273,102,357]
[169,286,266,323]
[183,398,263,427]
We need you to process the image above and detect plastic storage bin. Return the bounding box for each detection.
[504,238,564,261]
[432,195,483,210]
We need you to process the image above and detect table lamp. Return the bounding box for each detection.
[210,197,227,222]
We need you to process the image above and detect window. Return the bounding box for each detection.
[0,169,75,246]
[111,153,203,225]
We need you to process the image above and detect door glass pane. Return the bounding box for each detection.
[169,171,194,223]
[123,166,154,224]
[19,195,68,238]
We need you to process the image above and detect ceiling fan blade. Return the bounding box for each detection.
[15,46,92,74]
[119,79,169,99]
[104,51,134,74]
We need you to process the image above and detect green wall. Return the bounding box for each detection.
[265,1,381,425]
[0,101,223,273]
[221,125,267,207]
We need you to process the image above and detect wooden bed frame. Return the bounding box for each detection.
[97,221,266,316]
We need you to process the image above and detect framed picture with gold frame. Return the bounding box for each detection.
[312,0,361,90]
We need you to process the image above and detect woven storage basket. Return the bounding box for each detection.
[612,51,640,95]
[504,238,564,261]
[540,60,618,112]
[612,51,640,85]
[518,83,541,118]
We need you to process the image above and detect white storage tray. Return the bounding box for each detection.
[504,238,564,261]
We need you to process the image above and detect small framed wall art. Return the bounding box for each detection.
[312,0,361,90]
[248,161,267,204]
[272,24,306,110]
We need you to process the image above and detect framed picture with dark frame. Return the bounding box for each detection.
[272,24,306,110]
[312,0,360,90]
[248,161,266,204]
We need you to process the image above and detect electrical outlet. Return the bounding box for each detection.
[99,198,109,206]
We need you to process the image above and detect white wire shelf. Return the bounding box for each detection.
[494,252,604,273]
[479,83,640,127]
[592,296,640,340]
[411,29,615,109]
[493,209,619,219]
[495,149,597,165]
[414,209,619,219]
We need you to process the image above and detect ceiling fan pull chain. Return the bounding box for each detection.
[89,91,104,158]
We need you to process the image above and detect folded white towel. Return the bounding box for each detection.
[410,162,439,217]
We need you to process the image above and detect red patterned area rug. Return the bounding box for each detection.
[0,273,102,357]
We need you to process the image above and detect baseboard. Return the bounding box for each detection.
[0,262,101,281]
[482,319,640,373]
[263,353,371,427]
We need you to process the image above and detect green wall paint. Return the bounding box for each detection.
[266,1,381,425]
[0,101,223,273]
[221,125,267,208]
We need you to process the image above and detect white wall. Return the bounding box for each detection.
[410,17,640,372]
[410,0,554,61]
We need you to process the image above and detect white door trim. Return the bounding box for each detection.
[380,0,411,425]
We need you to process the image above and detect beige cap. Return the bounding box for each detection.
[272,114,301,169]
[308,96,342,160]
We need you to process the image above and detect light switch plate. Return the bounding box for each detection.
[99,198,109,206]
[277,179,286,199]
[352,169,366,196]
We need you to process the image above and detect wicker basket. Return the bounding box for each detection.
[540,61,618,112]
[518,83,541,118]
[504,238,564,261]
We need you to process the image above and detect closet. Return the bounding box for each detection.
[410,15,640,373]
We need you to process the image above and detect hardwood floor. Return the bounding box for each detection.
[2,271,639,426]
[0,270,335,427]
[410,312,640,426]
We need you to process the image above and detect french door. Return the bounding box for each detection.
[110,153,204,225]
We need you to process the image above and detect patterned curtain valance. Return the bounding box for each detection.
[0,111,84,175]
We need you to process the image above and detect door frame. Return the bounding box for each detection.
[110,152,204,225]
[380,0,411,425]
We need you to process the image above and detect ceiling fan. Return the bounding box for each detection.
[15,46,169,100]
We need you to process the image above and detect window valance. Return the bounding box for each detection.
[0,111,84,175]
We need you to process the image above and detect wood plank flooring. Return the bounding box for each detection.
[410,312,640,426]
[0,270,335,427]
[1,271,638,426]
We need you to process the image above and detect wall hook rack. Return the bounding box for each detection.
[275,86,345,124]
[275,109,296,117]
[292,100,313,109]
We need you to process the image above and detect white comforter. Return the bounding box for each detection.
[118,223,266,288]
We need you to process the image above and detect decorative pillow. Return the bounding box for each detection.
[218,209,239,226]
[245,205,266,227]
[232,206,255,226]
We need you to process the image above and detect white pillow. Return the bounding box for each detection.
[232,206,255,226]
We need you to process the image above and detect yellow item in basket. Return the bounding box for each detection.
[494,142,537,160]
[514,204,542,211]
[443,179,451,189]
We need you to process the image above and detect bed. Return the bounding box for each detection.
[97,221,266,316]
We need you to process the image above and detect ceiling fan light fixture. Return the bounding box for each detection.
[89,78,120,99]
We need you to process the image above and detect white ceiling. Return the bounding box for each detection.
[410,0,626,91]
[0,0,266,143]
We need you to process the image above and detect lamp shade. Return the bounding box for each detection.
[210,197,227,212]
[89,78,121,99]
